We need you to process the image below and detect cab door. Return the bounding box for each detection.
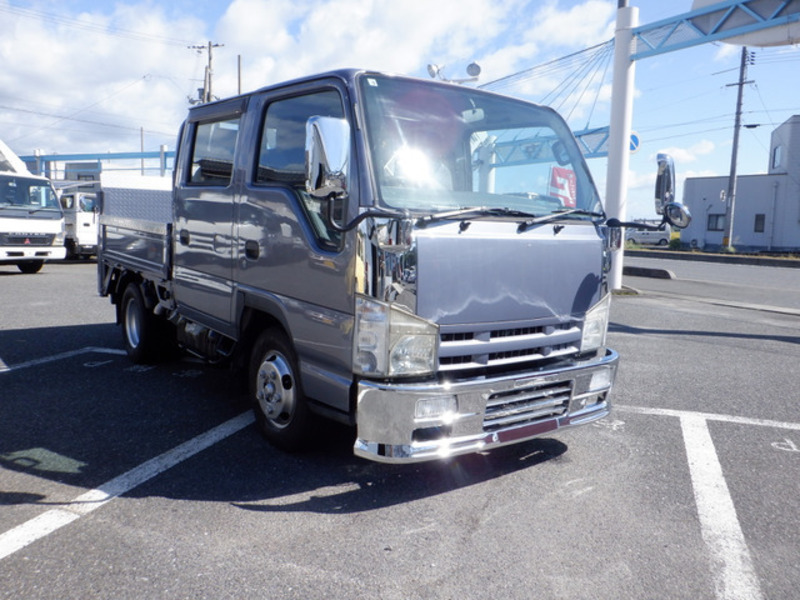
[76,193,98,251]
[173,98,246,333]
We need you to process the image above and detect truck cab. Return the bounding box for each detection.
[60,191,99,258]
[0,171,66,273]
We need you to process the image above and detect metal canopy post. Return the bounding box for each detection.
[606,2,639,291]
[604,0,799,289]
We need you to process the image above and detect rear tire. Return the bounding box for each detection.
[121,283,160,364]
[249,328,316,452]
[17,260,44,274]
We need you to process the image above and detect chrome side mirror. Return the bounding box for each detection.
[654,153,674,216]
[663,202,691,229]
[305,116,350,200]
[606,225,623,252]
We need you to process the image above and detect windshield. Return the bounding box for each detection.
[359,75,602,219]
[0,176,60,211]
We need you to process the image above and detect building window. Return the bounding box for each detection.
[707,214,725,231]
[772,145,783,169]
[754,213,766,233]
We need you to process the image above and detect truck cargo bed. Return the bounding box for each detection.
[98,174,173,282]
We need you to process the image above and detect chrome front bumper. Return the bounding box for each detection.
[354,348,618,463]
[1,245,66,261]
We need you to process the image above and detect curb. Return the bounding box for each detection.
[626,249,800,269]
[622,265,675,279]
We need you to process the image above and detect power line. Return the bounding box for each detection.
[0,4,195,47]
[0,103,174,137]
[481,40,613,92]
[3,75,162,144]
[480,40,614,129]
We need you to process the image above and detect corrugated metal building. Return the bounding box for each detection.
[680,115,800,252]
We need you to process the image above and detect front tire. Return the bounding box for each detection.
[249,329,315,452]
[17,260,44,274]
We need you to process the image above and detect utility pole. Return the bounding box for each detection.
[722,46,754,250]
[188,41,224,103]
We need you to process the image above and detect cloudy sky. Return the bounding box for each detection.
[1,0,798,218]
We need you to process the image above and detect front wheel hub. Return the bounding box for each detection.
[255,351,295,429]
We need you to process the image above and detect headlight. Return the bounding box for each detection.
[354,295,438,377]
[580,294,610,353]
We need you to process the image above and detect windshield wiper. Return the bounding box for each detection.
[416,206,537,227]
[517,208,604,233]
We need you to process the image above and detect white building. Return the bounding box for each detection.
[680,115,800,252]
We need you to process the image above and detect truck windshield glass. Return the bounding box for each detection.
[359,75,602,219]
[0,177,60,211]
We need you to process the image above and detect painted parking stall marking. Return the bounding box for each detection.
[0,411,254,561]
[616,404,800,600]
[0,346,126,374]
[681,414,764,600]
[2,347,797,598]
[0,347,255,562]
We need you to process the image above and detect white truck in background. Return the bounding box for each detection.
[0,139,66,273]
[60,190,99,258]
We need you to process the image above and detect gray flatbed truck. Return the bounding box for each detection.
[98,69,689,463]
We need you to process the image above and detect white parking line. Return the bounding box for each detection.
[616,404,800,431]
[616,404,785,600]
[0,347,126,373]
[681,415,764,600]
[0,411,254,562]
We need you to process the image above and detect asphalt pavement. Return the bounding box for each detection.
[623,251,800,315]
[1,259,799,599]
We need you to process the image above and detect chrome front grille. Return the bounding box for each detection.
[438,320,581,371]
[0,233,55,246]
[483,380,572,432]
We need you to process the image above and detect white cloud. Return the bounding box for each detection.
[655,140,715,164]
[4,0,572,155]
[0,1,207,153]
[1,0,621,157]
[527,0,615,48]
[215,0,527,89]
[713,42,741,61]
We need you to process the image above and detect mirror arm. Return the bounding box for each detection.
[324,194,407,232]
[606,217,666,231]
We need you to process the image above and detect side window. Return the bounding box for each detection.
[707,214,725,232]
[772,145,782,170]
[256,90,344,184]
[189,117,240,186]
[256,90,346,250]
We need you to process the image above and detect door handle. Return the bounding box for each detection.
[244,240,260,260]
[179,229,190,245]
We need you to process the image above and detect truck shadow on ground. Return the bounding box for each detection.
[224,432,569,515]
[609,322,800,345]
[113,406,570,514]
[0,324,570,514]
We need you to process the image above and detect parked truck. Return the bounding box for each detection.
[60,190,99,258]
[98,69,689,463]
[0,139,66,273]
